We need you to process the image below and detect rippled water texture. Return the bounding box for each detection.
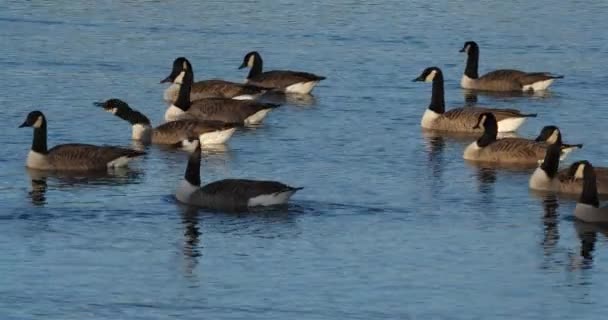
[1,0,608,319]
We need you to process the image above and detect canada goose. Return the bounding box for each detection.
[161,57,268,103]
[529,146,608,195]
[460,41,563,92]
[238,51,326,94]
[413,67,536,133]
[165,59,280,124]
[563,161,608,187]
[534,125,583,157]
[19,111,145,171]
[95,99,237,145]
[176,140,302,210]
[463,113,573,165]
[574,162,608,223]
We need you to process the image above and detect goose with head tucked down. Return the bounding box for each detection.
[165,59,280,124]
[460,41,563,92]
[575,162,608,223]
[95,99,238,146]
[19,111,145,171]
[529,146,608,195]
[161,57,268,103]
[413,67,536,133]
[176,141,302,211]
[238,51,326,94]
[463,113,574,165]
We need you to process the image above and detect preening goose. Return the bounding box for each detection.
[165,59,280,124]
[95,99,237,145]
[413,67,536,133]
[19,111,145,171]
[529,146,608,195]
[161,57,267,103]
[463,113,573,165]
[460,41,563,92]
[175,140,302,211]
[238,51,326,94]
[574,162,608,223]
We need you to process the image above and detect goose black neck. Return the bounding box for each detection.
[31,123,48,154]
[540,144,561,178]
[429,73,445,114]
[174,70,193,112]
[464,47,479,79]
[184,148,201,186]
[580,166,599,207]
[248,55,263,79]
[115,107,151,125]
[476,122,498,147]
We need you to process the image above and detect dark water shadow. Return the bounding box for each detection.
[258,91,317,107]
[569,220,608,271]
[462,89,554,104]
[540,195,560,257]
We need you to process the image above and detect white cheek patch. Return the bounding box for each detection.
[108,107,117,114]
[424,70,437,82]
[33,116,43,128]
[574,164,586,179]
[465,44,470,53]
[247,55,255,68]
[173,71,185,84]
[182,61,188,70]
[546,130,559,144]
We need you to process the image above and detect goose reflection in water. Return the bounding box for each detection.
[258,91,317,107]
[570,220,608,271]
[178,204,203,278]
[540,195,560,256]
[462,89,553,104]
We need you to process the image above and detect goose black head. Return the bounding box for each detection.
[239,51,262,69]
[161,57,192,83]
[535,125,563,144]
[94,99,151,125]
[460,41,479,54]
[19,111,46,129]
[413,67,443,82]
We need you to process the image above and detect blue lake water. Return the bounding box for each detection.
[1,0,608,319]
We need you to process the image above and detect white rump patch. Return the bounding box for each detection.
[244,109,272,125]
[248,190,296,207]
[497,117,526,133]
[165,105,185,122]
[232,94,255,100]
[199,128,236,145]
[176,179,200,204]
[460,74,476,89]
[285,81,319,94]
[26,150,49,169]
[420,109,440,129]
[107,156,131,168]
[522,79,554,91]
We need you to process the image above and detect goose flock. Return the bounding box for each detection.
[19,42,608,223]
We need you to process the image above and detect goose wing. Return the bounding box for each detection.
[248,70,325,89]
[515,72,562,86]
[46,144,145,170]
[186,98,278,123]
[479,138,547,163]
[191,79,268,100]
[432,107,528,131]
[201,179,296,198]
[152,120,235,144]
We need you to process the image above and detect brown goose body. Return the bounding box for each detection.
[553,163,608,195]
[413,67,535,133]
[168,98,279,124]
[239,51,325,94]
[460,41,562,92]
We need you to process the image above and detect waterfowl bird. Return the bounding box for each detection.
[165,59,280,124]
[529,146,608,195]
[460,41,563,92]
[413,67,536,133]
[19,111,145,171]
[238,51,326,94]
[176,141,302,211]
[161,57,267,103]
[463,113,573,165]
[534,125,583,157]
[575,162,608,223]
[563,161,608,187]
[95,99,237,145]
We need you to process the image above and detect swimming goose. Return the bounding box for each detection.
[574,162,608,223]
[238,51,326,94]
[463,113,573,165]
[413,67,536,133]
[529,146,608,195]
[534,125,583,157]
[562,161,608,187]
[460,41,563,92]
[161,57,268,103]
[176,140,302,210]
[19,111,145,171]
[165,59,280,123]
[95,99,237,145]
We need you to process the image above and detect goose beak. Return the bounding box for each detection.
[238,62,247,69]
[459,47,465,52]
[18,121,28,128]
[412,76,424,82]
[160,75,173,83]
[93,101,105,108]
